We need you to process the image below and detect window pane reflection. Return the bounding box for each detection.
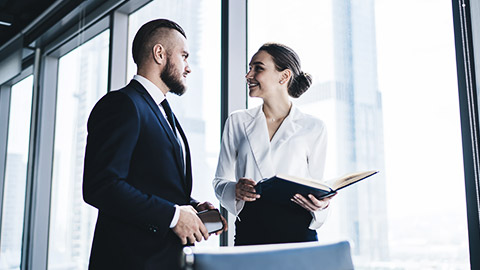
[248,0,469,268]
[127,0,221,247]
[0,75,33,270]
[47,31,109,269]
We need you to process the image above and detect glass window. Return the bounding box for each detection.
[248,0,469,268]
[127,0,221,247]
[47,30,109,269]
[0,75,33,270]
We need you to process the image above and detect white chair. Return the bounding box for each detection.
[181,241,354,270]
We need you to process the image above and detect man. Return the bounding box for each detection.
[83,19,225,269]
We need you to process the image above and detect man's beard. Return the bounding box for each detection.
[161,57,186,96]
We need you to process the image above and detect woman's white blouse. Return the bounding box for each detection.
[213,104,329,229]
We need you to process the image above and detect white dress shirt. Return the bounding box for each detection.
[133,75,181,228]
[213,104,329,229]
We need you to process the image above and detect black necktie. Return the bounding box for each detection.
[161,99,176,136]
[161,99,185,176]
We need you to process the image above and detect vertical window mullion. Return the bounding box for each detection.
[108,10,128,92]
[0,84,11,237]
[221,0,248,246]
[24,54,59,270]
[452,1,480,269]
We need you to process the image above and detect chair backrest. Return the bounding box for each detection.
[182,241,354,270]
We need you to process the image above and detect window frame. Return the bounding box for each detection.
[19,1,156,268]
[452,0,480,269]
[0,66,34,259]
[21,16,112,270]
[220,0,248,246]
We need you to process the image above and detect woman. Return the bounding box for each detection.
[213,43,333,245]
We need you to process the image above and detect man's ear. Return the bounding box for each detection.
[152,44,165,65]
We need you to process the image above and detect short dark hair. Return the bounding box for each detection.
[132,19,186,66]
[259,43,312,98]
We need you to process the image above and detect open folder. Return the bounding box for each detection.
[255,170,379,204]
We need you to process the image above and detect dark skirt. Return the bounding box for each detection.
[234,197,318,246]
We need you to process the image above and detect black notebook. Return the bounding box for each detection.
[255,170,379,204]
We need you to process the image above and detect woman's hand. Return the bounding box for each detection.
[235,177,260,201]
[291,193,335,212]
[195,201,216,212]
[194,201,228,235]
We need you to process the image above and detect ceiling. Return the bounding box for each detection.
[0,0,57,47]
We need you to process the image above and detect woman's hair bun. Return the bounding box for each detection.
[288,71,312,98]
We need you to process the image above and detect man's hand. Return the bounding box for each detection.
[172,205,209,245]
[236,177,260,201]
[195,201,228,235]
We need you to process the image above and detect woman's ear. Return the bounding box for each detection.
[281,69,292,84]
[152,44,165,65]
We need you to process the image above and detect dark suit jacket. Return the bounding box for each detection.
[83,80,196,269]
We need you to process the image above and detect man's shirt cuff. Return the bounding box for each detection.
[169,205,180,228]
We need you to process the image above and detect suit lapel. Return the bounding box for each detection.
[129,81,186,180]
[244,106,275,179]
[175,117,192,193]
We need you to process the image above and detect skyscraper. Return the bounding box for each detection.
[0,154,27,269]
[297,0,389,262]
